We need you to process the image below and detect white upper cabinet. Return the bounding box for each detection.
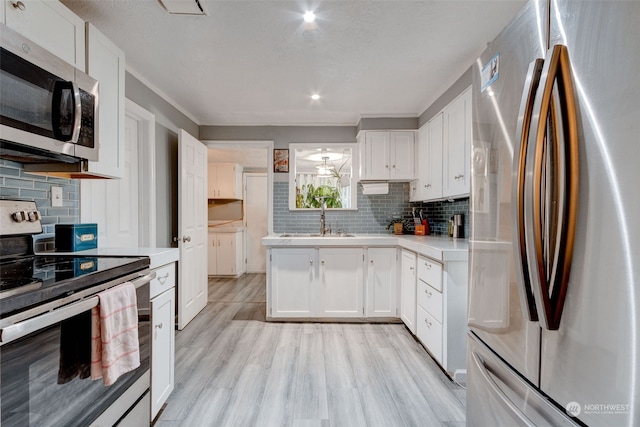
[208,163,243,199]
[359,131,415,181]
[85,23,125,178]
[3,0,85,68]
[443,87,471,198]
[411,113,444,202]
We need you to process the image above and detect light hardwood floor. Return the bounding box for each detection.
[155,273,466,427]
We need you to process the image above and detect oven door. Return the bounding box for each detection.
[0,275,151,426]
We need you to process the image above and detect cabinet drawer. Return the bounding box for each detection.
[417,306,443,364]
[417,280,443,323]
[150,263,175,299]
[417,256,442,291]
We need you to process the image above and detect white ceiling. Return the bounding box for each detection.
[61,0,526,126]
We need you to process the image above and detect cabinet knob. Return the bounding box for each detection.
[309,260,313,265]
[321,260,325,265]
[12,1,26,11]
[385,165,389,168]
[370,259,374,264]
[155,322,163,329]
[425,319,432,327]
[425,289,432,296]
[425,262,431,269]
[182,235,191,242]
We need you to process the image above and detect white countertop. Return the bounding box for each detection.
[208,220,245,232]
[44,247,179,269]
[262,234,468,262]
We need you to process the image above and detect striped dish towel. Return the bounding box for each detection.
[91,282,140,386]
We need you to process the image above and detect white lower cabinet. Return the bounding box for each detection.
[150,262,176,420]
[269,247,364,318]
[208,230,244,276]
[415,254,468,375]
[365,247,398,317]
[270,248,315,317]
[400,249,417,333]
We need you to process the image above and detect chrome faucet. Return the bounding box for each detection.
[318,197,330,236]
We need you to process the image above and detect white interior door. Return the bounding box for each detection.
[178,129,208,330]
[244,173,268,273]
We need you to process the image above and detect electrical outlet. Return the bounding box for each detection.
[51,186,63,207]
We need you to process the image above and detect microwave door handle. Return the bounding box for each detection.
[52,81,81,143]
[512,58,544,322]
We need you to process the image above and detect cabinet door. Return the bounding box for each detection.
[400,250,417,333]
[425,113,444,200]
[207,234,217,275]
[216,233,237,275]
[271,248,315,317]
[443,88,471,197]
[216,163,235,198]
[207,165,218,198]
[85,23,125,178]
[410,124,429,202]
[151,288,175,419]
[318,248,363,317]
[389,131,415,180]
[362,132,390,180]
[366,248,397,317]
[4,0,85,68]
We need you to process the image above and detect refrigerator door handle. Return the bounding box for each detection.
[471,350,537,427]
[525,44,579,330]
[512,58,544,322]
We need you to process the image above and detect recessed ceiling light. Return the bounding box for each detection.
[311,94,320,100]
[303,11,316,23]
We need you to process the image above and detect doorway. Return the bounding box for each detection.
[204,141,273,274]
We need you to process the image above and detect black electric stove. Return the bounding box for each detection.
[0,253,149,319]
[0,200,149,320]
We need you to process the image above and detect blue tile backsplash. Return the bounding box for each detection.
[273,181,470,236]
[0,160,79,247]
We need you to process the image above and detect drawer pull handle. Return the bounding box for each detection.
[155,322,163,329]
[158,273,170,284]
[12,1,25,11]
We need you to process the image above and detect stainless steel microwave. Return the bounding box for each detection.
[0,23,99,163]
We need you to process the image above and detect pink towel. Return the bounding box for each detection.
[90,282,140,386]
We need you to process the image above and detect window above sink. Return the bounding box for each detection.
[288,143,358,211]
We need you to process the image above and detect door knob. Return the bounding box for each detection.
[182,235,191,242]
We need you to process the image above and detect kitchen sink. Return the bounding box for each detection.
[279,233,355,238]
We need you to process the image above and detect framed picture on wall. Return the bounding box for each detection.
[274,149,289,173]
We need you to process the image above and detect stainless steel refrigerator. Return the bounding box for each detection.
[467,0,640,426]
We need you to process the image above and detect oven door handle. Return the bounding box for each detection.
[0,271,156,346]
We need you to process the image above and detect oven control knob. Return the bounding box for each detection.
[27,211,39,222]
[12,211,26,222]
